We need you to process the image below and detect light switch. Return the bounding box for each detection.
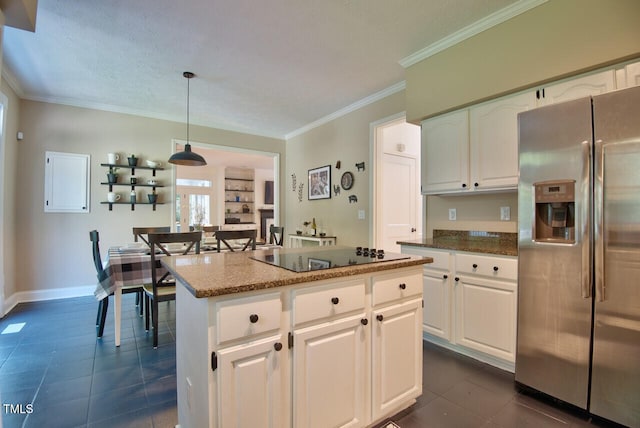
[358,210,365,220]
[500,206,511,221]
[448,208,456,221]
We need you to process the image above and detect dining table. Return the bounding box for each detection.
[94,240,280,346]
[94,244,169,347]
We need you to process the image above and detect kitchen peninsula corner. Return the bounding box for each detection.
[162,246,432,428]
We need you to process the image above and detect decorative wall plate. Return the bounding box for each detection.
[341,171,354,190]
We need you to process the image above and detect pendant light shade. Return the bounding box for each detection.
[168,71,207,166]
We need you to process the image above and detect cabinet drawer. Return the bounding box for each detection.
[401,247,451,271]
[455,253,517,281]
[293,279,365,326]
[372,271,422,307]
[216,292,282,344]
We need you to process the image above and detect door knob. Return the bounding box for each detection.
[249,314,259,323]
[376,314,384,322]
[361,318,368,325]
[331,297,339,304]
[411,227,417,232]
[274,342,283,351]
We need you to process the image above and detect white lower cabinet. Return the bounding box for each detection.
[401,245,517,371]
[217,334,288,428]
[453,274,517,362]
[293,315,368,428]
[176,266,424,428]
[371,298,422,420]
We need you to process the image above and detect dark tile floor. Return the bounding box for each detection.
[0,295,622,428]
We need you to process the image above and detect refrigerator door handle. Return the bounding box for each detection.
[581,140,592,299]
[594,139,605,302]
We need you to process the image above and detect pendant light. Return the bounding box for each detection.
[168,71,207,166]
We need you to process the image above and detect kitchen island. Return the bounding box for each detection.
[162,246,432,428]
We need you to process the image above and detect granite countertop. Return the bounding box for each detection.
[162,246,432,298]
[398,230,518,257]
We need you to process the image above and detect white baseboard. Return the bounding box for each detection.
[423,332,515,373]
[2,285,96,317]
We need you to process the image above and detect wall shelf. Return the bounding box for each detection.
[100,201,163,211]
[101,161,166,211]
[225,168,255,222]
[100,163,164,177]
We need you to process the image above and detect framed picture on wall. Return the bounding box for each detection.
[308,165,331,200]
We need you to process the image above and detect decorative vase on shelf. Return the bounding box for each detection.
[127,155,138,167]
[107,173,118,184]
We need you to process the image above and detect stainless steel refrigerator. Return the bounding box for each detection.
[516,85,640,427]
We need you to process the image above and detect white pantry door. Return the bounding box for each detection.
[380,153,418,252]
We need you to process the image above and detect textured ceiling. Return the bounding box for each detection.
[2,0,522,139]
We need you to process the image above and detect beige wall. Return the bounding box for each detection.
[9,100,284,300]
[426,193,518,238]
[406,0,640,123]
[286,90,405,247]
[1,77,20,303]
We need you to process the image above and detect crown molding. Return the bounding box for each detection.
[399,0,548,68]
[1,66,25,97]
[285,81,406,140]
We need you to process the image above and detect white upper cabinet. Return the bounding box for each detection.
[421,109,469,194]
[469,92,537,190]
[536,70,616,106]
[421,67,621,195]
[619,61,640,88]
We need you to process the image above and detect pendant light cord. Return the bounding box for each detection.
[186,73,190,145]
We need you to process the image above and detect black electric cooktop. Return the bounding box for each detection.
[250,247,410,273]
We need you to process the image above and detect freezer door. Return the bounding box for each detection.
[591,86,640,427]
[515,97,593,409]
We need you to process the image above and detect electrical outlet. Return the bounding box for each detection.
[448,208,457,221]
[358,209,365,220]
[500,206,511,221]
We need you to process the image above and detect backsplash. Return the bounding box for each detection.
[433,229,517,246]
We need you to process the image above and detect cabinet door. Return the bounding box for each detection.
[454,275,517,362]
[423,271,451,340]
[539,70,616,105]
[217,334,289,428]
[469,92,536,190]
[293,315,367,428]
[371,298,422,421]
[622,61,640,88]
[421,110,469,194]
[44,151,90,213]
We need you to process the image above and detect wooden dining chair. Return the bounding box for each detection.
[132,226,171,247]
[143,231,201,348]
[269,225,284,246]
[90,230,144,338]
[215,229,257,252]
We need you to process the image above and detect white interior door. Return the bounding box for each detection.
[381,154,418,252]
[373,115,421,253]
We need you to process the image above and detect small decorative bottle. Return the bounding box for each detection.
[311,218,317,236]
[130,189,136,203]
